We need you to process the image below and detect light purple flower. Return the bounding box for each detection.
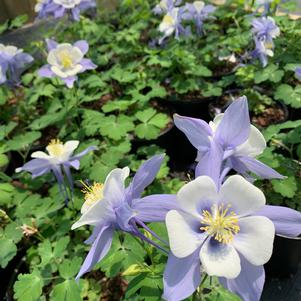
[0,44,33,85]
[16,139,97,203]
[295,67,301,80]
[183,1,215,34]
[158,7,189,44]
[35,0,96,21]
[153,0,181,15]
[38,39,96,88]
[174,96,284,185]
[71,154,179,279]
[251,17,279,67]
[163,175,301,301]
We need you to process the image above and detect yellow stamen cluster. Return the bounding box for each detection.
[58,51,73,69]
[162,15,175,26]
[47,139,64,157]
[82,182,104,207]
[200,204,240,244]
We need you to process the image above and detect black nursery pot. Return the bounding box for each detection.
[163,95,215,122]
[265,235,301,278]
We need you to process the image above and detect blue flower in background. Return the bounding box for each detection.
[158,7,189,44]
[72,155,179,279]
[153,0,182,15]
[16,139,97,204]
[251,16,280,67]
[38,39,96,88]
[183,1,215,34]
[35,0,96,21]
[0,44,33,85]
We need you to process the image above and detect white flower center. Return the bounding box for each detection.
[0,44,22,56]
[201,204,240,244]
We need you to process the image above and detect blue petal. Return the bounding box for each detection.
[75,224,114,280]
[131,194,179,223]
[219,255,265,301]
[174,114,211,152]
[126,154,164,201]
[255,205,301,237]
[215,96,251,148]
[163,250,201,301]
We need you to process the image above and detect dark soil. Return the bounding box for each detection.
[252,104,287,127]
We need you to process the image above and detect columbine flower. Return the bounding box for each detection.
[174,96,283,185]
[158,7,188,44]
[72,154,178,279]
[163,175,301,301]
[251,17,279,67]
[184,1,215,34]
[153,0,181,15]
[35,0,96,21]
[38,39,96,88]
[0,44,33,85]
[16,139,96,203]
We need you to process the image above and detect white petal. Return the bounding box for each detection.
[219,175,265,217]
[200,239,241,279]
[51,66,69,78]
[166,210,204,258]
[71,198,112,229]
[31,151,51,159]
[63,140,79,155]
[103,167,130,205]
[234,216,275,265]
[70,47,84,63]
[177,176,218,217]
[235,125,266,157]
[64,64,83,77]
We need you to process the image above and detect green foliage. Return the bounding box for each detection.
[275,84,301,108]
[14,271,43,301]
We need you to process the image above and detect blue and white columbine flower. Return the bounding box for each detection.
[72,155,178,279]
[0,44,33,85]
[153,0,181,15]
[158,7,188,44]
[16,139,96,203]
[35,0,96,21]
[251,16,280,67]
[163,175,301,301]
[174,96,284,186]
[38,39,96,88]
[184,1,215,34]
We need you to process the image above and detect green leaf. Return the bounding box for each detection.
[135,109,169,140]
[5,222,23,243]
[0,153,8,168]
[274,84,301,108]
[58,257,82,279]
[271,176,297,198]
[263,120,301,141]
[14,271,43,301]
[6,131,41,151]
[50,279,82,301]
[81,75,107,89]
[0,121,17,140]
[102,100,137,113]
[0,183,16,205]
[0,237,17,268]
[254,64,284,83]
[99,115,135,140]
[10,15,28,29]
[30,110,65,130]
